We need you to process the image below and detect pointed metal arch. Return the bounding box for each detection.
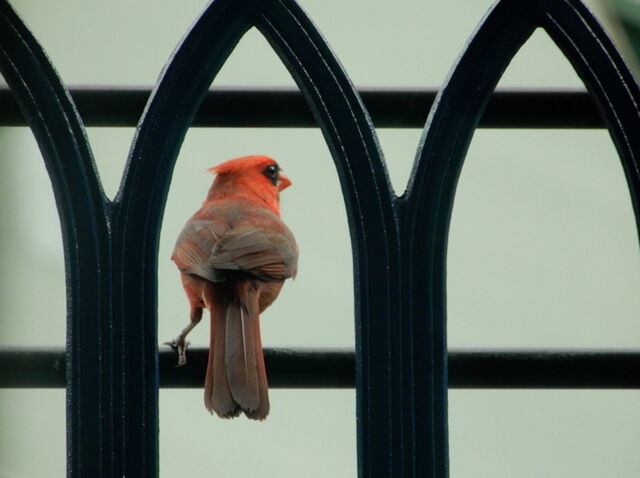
[543,0,640,217]
[116,0,398,476]
[0,2,112,476]
[404,0,640,475]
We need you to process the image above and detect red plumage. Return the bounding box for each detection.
[168,155,298,419]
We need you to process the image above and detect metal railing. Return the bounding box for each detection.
[1,0,639,477]
[0,86,607,128]
[2,347,639,389]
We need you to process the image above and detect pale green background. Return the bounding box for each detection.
[1,0,639,477]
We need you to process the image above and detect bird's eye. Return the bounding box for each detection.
[262,164,279,186]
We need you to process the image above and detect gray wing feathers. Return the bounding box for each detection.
[174,217,297,283]
[209,226,297,280]
[173,221,228,282]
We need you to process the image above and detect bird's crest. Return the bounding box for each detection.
[207,155,277,176]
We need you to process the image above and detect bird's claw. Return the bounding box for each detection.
[164,338,191,367]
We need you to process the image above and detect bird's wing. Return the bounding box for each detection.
[172,219,230,283]
[209,225,298,281]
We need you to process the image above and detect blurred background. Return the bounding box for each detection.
[1,0,639,476]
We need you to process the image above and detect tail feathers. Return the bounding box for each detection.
[244,310,270,419]
[225,291,260,410]
[203,281,269,420]
[204,296,239,418]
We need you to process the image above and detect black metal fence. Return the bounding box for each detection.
[0,0,638,477]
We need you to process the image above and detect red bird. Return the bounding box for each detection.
[168,155,298,419]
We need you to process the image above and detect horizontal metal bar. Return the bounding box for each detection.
[449,349,640,389]
[0,347,66,388]
[0,86,604,129]
[1,347,638,389]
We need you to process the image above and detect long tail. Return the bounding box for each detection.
[203,280,269,419]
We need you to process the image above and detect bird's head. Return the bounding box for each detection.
[207,155,292,214]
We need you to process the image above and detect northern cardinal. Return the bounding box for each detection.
[168,155,298,419]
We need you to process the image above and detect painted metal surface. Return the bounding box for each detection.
[3,346,640,389]
[0,86,611,128]
[0,0,638,476]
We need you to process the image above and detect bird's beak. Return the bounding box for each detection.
[277,171,292,191]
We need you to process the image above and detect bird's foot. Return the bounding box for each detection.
[164,337,191,367]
